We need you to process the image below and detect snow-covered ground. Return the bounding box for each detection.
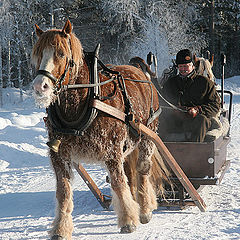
[0,76,240,240]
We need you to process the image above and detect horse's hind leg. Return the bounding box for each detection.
[106,156,140,233]
[124,148,139,201]
[137,138,158,224]
[49,151,74,240]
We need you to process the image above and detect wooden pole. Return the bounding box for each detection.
[130,120,207,212]
[73,162,111,209]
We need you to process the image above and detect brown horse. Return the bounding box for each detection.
[32,20,168,239]
[129,56,156,81]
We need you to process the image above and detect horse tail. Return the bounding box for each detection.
[150,148,172,198]
[124,147,172,200]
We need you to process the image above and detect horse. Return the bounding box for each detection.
[129,56,156,81]
[128,56,163,94]
[193,53,215,82]
[32,20,169,240]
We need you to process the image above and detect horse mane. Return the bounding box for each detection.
[195,57,215,82]
[32,29,83,76]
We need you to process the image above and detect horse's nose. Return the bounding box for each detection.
[33,77,51,95]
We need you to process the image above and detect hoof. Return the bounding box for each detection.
[120,224,136,233]
[51,235,67,240]
[140,212,152,224]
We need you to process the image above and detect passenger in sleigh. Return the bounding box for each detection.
[159,49,221,142]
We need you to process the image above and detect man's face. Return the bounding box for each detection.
[178,62,195,76]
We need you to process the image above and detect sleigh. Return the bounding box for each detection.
[73,89,232,211]
[72,53,232,211]
[158,92,232,208]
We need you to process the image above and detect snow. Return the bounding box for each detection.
[0,78,240,240]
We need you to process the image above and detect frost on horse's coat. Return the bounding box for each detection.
[32,20,168,240]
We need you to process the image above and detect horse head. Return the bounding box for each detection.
[129,56,156,81]
[32,20,83,108]
[193,53,215,82]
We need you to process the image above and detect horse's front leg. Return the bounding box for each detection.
[49,150,74,240]
[106,157,140,233]
[137,138,158,224]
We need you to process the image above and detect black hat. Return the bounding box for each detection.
[176,49,193,65]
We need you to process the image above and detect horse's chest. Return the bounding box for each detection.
[69,119,127,162]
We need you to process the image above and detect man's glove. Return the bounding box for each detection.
[187,106,202,118]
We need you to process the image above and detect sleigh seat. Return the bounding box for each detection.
[161,109,230,143]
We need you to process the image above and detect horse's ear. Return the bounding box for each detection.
[193,53,199,64]
[35,24,44,37]
[62,19,72,35]
[209,54,214,66]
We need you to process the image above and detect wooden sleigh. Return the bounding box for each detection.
[73,55,232,212]
[74,112,231,211]
[73,90,232,211]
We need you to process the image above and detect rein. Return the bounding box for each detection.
[60,71,186,114]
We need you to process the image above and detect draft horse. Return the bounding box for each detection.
[32,20,167,239]
[194,53,215,82]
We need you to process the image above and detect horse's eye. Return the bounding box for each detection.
[57,50,65,58]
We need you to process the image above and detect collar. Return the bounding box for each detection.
[179,69,196,80]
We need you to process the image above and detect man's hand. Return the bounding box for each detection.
[187,106,201,118]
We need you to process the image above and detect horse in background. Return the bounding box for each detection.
[32,20,169,240]
[194,53,215,82]
[129,56,156,81]
[129,56,162,92]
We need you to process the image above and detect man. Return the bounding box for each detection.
[159,49,221,142]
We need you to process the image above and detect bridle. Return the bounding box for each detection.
[35,36,77,94]
[36,57,75,94]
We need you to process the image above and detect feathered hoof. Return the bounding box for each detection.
[140,212,152,224]
[51,235,67,240]
[120,224,136,233]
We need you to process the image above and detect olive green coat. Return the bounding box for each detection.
[161,71,221,118]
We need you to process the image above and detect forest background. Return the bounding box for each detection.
[0,0,239,105]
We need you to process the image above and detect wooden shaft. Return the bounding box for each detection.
[92,99,126,122]
[130,120,207,212]
[73,162,111,209]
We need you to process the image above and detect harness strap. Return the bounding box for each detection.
[37,69,58,83]
[97,59,120,75]
[147,107,162,125]
[92,99,126,122]
[62,76,116,89]
[92,99,162,129]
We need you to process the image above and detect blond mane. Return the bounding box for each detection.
[196,57,215,82]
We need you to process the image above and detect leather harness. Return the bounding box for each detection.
[39,44,161,137]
